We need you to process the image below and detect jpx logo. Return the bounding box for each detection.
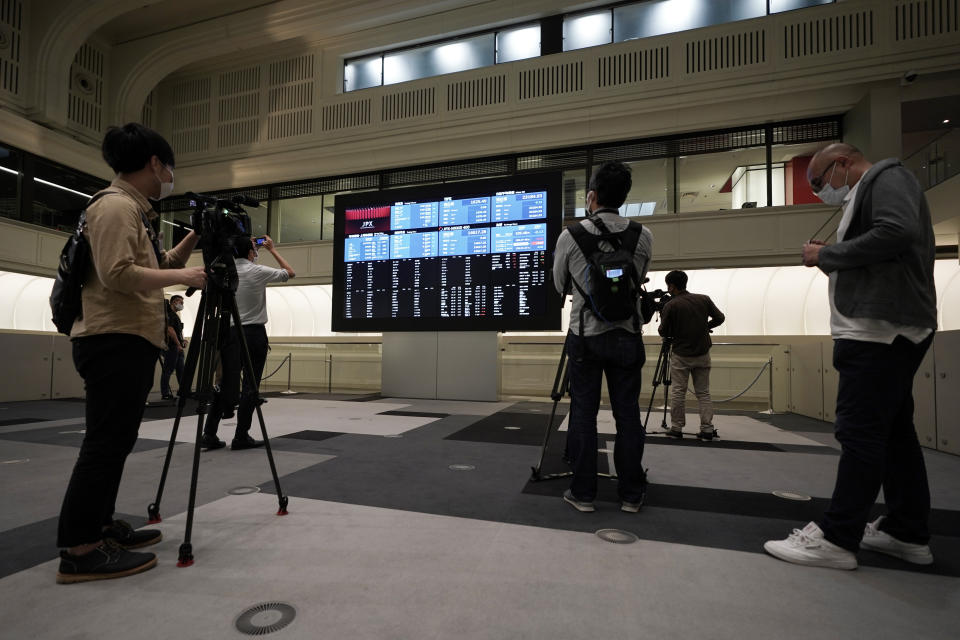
[360,221,375,230]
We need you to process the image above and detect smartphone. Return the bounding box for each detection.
[255,236,266,246]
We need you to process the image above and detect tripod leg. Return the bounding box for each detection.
[177,409,208,567]
[148,292,208,524]
[531,344,569,481]
[230,298,289,515]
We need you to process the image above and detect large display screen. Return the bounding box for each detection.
[332,173,563,332]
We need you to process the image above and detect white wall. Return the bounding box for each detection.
[3,262,959,336]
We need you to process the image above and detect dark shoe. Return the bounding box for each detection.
[663,429,683,439]
[562,489,595,513]
[102,519,162,549]
[231,434,263,450]
[161,394,175,401]
[56,541,157,584]
[697,429,718,442]
[200,433,226,450]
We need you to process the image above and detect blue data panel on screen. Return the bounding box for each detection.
[391,202,439,231]
[492,223,547,253]
[439,228,490,256]
[391,231,438,259]
[345,235,390,262]
[492,191,547,222]
[439,197,490,226]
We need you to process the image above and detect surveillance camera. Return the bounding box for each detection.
[900,70,918,86]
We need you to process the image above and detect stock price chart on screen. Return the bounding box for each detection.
[334,175,561,332]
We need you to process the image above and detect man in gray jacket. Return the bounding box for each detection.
[764,143,937,570]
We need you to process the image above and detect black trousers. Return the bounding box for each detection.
[565,329,647,503]
[57,334,159,548]
[204,324,267,438]
[818,334,934,552]
[160,343,184,397]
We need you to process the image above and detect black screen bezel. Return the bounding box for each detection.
[332,172,564,333]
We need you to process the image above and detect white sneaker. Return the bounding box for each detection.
[861,517,934,565]
[763,522,857,570]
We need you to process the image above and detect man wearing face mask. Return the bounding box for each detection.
[764,143,937,571]
[201,235,295,450]
[160,295,186,400]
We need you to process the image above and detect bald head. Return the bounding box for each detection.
[807,143,872,193]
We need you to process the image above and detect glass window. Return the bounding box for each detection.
[563,169,587,219]
[563,10,613,52]
[619,158,673,216]
[497,25,541,63]
[773,140,837,205]
[276,195,325,243]
[344,55,383,92]
[384,33,495,85]
[0,145,20,221]
[32,159,104,230]
[676,147,769,213]
[614,0,766,42]
[770,0,833,13]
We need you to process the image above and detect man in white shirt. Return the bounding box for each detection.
[201,235,295,450]
[764,143,937,570]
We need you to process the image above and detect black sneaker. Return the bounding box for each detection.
[102,519,162,549]
[697,429,718,442]
[231,434,263,450]
[56,541,157,584]
[201,433,226,450]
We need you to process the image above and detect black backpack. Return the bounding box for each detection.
[567,212,649,334]
[49,193,107,335]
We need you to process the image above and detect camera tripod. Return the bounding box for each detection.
[643,337,672,432]
[146,245,288,567]
[529,342,618,482]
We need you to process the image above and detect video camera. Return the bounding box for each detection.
[185,192,257,252]
[643,288,672,313]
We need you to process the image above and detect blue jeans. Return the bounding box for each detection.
[818,334,934,551]
[565,329,646,503]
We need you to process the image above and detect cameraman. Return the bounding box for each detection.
[201,235,295,450]
[57,123,206,584]
[553,160,653,514]
[657,270,725,441]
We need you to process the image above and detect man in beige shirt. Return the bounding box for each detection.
[57,123,206,585]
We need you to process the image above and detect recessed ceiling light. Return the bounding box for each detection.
[710,184,716,188]
[944,119,951,124]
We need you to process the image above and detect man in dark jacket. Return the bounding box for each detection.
[765,143,937,570]
[658,270,725,441]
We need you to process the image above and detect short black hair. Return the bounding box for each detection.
[170,295,183,303]
[588,161,632,209]
[234,236,254,258]
[101,123,175,174]
[665,270,688,290]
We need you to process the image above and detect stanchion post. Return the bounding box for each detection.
[327,355,333,394]
[281,352,297,395]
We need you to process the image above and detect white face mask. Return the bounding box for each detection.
[156,164,174,200]
[815,163,850,206]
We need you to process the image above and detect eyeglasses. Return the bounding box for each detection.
[810,159,839,192]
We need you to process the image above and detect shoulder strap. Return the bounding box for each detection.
[567,221,601,258]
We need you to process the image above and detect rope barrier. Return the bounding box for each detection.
[683,358,772,403]
[260,354,291,381]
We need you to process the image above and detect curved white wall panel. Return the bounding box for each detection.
[2,263,959,337]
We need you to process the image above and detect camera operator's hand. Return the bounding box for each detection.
[179,266,207,289]
[262,235,275,252]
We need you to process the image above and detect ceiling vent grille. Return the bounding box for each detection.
[517,150,588,170]
[598,46,669,88]
[170,77,212,155]
[519,61,583,100]
[322,98,371,131]
[447,75,506,111]
[894,0,959,41]
[67,42,105,134]
[218,66,260,148]
[268,54,314,141]
[685,29,765,74]
[382,87,435,122]
[0,0,22,98]
[273,173,380,199]
[783,9,874,59]
[383,158,512,187]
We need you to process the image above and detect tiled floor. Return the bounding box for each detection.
[0,393,957,639]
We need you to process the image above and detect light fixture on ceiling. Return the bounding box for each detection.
[944,119,951,124]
